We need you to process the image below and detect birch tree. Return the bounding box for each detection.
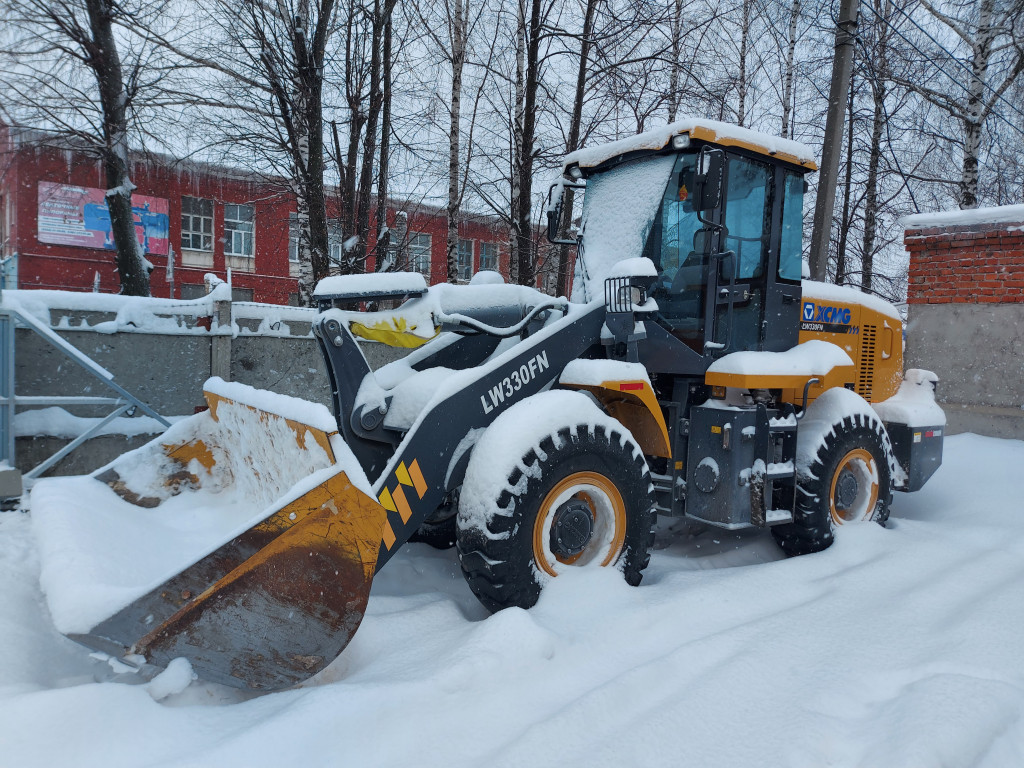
[900,0,1024,208]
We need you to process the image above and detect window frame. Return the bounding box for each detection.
[479,241,498,272]
[181,196,213,252]
[224,203,255,258]
[408,232,432,276]
[456,238,474,281]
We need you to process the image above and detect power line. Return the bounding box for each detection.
[884,0,1024,123]
[858,0,1024,142]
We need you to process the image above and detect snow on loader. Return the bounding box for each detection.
[33,119,945,691]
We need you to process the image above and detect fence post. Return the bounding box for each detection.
[211,298,232,381]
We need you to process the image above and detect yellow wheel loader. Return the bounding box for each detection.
[35,119,944,691]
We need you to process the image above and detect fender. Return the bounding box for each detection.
[559,359,671,459]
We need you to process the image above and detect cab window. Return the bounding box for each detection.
[722,156,771,280]
[779,171,804,281]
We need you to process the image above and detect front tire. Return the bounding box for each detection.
[457,416,656,613]
[773,409,893,557]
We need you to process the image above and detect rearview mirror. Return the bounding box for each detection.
[546,181,584,245]
[693,147,725,212]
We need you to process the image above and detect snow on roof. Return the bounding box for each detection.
[902,204,1024,229]
[562,118,817,173]
[801,280,902,322]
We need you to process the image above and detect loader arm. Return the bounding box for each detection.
[344,302,607,569]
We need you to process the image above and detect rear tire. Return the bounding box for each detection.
[456,421,656,613]
[773,411,893,557]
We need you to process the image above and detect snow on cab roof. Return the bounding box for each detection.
[562,118,818,173]
[902,203,1024,229]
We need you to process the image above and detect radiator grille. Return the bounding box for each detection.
[857,324,877,400]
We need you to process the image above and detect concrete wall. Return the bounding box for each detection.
[905,210,1024,439]
[905,303,1024,439]
[14,307,410,477]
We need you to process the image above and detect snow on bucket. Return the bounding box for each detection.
[31,379,385,690]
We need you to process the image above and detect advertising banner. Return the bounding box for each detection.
[37,181,170,256]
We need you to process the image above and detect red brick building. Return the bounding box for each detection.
[0,126,512,304]
[903,205,1024,438]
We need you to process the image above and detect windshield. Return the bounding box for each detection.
[573,154,676,302]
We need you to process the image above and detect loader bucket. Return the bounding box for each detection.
[32,380,387,691]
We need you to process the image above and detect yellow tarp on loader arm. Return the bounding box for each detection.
[32,380,389,691]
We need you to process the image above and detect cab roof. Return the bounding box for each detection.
[561,118,818,174]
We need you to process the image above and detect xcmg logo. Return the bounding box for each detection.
[802,301,851,325]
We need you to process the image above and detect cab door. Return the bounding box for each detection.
[709,154,774,354]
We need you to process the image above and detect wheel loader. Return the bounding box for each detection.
[36,118,945,691]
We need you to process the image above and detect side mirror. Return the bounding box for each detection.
[545,181,584,245]
[546,189,563,244]
[693,147,725,212]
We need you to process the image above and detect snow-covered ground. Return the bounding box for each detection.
[1,432,1022,767]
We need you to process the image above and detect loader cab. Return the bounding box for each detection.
[642,145,807,359]
[569,134,811,369]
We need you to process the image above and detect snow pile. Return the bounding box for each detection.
[383,367,456,431]
[562,118,816,170]
[4,434,1024,766]
[559,358,651,387]
[902,203,1024,229]
[314,271,427,298]
[573,154,675,302]
[707,339,853,378]
[3,288,231,337]
[204,377,337,434]
[873,369,946,428]
[14,407,181,439]
[801,279,902,322]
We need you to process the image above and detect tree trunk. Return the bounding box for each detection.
[860,0,889,293]
[556,0,599,297]
[515,0,543,287]
[85,0,149,296]
[737,0,751,126]
[509,0,526,285]
[668,0,683,122]
[375,7,393,272]
[781,0,800,138]
[836,71,856,286]
[447,0,468,283]
[960,0,995,209]
[354,0,388,273]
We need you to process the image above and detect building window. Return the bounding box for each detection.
[409,232,431,276]
[224,203,254,257]
[479,241,498,272]
[328,222,345,266]
[457,238,474,281]
[181,197,213,251]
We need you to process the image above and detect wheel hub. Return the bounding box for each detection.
[549,499,594,558]
[835,470,859,510]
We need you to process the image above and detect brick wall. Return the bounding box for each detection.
[905,219,1024,304]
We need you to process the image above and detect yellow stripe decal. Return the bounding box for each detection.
[396,462,413,487]
[393,484,414,524]
[381,519,397,550]
[408,459,428,499]
[378,486,397,513]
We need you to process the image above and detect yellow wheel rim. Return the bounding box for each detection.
[829,447,879,524]
[532,471,627,577]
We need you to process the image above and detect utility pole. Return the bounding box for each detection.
[809,0,859,281]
